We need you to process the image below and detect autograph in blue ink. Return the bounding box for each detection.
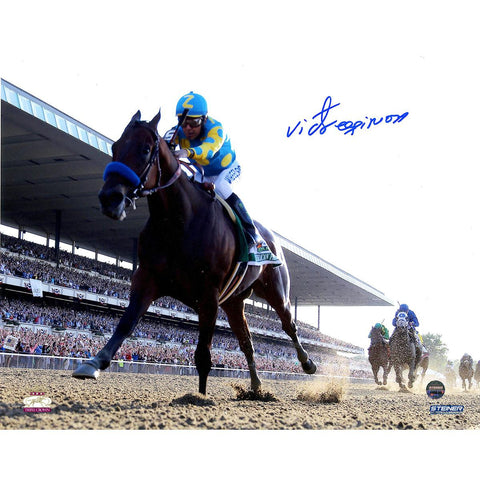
[286,96,409,137]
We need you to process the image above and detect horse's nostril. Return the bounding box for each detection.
[99,189,124,208]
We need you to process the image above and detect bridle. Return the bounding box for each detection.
[103,121,182,209]
[133,122,182,198]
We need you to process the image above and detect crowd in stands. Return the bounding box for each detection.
[0,296,340,374]
[1,234,132,280]
[0,233,370,377]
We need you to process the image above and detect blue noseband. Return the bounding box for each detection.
[103,162,141,187]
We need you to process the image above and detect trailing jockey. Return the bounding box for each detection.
[368,321,390,356]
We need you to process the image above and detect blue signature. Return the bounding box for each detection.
[286,96,409,137]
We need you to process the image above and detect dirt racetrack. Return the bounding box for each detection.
[1,367,480,430]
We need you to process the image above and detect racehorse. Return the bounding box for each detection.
[474,360,480,388]
[445,363,456,390]
[72,111,316,395]
[367,326,391,385]
[389,318,419,389]
[418,351,429,384]
[459,353,474,391]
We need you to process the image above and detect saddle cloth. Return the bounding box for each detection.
[215,194,278,303]
[215,195,280,266]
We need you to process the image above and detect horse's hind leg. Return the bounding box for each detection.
[222,296,261,393]
[252,265,316,375]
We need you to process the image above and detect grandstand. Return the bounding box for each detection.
[1,78,394,377]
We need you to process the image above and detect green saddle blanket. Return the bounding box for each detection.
[216,195,249,263]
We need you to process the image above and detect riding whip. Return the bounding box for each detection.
[167,108,190,150]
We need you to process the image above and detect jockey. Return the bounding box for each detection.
[392,303,427,355]
[369,322,389,343]
[461,353,473,364]
[393,303,419,328]
[164,92,281,266]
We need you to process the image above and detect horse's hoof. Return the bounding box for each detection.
[72,362,100,380]
[302,359,317,375]
[408,381,413,388]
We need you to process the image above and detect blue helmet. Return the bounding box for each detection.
[176,92,208,117]
[399,304,409,312]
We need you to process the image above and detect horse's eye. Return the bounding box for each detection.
[142,145,151,155]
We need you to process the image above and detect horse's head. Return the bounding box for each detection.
[369,326,384,345]
[99,110,162,220]
[460,354,473,368]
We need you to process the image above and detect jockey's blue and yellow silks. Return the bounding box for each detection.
[171,116,236,176]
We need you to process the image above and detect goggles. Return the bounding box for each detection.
[183,116,203,128]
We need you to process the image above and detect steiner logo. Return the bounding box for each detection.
[430,405,464,414]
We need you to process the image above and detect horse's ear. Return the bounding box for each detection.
[130,111,141,124]
[149,109,161,131]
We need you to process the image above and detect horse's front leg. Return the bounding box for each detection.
[395,365,405,389]
[73,269,158,380]
[382,364,389,385]
[194,297,219,395]
[408,359,417,389]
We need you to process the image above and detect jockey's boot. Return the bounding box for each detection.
[225,193,281,266]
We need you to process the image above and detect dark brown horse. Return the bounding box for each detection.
[72,111,316,395]
[367,326,391,385]
[389,319,418,389]
[474,360,480,388]
[459,353,474,391]
[418,352,429,384]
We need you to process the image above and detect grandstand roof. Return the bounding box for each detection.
[1,79,393,308]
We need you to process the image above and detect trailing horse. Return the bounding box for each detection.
[367,326,391,385]
[72,111,316,395]
[418,351,429,384]
[445,363,456,390]
[389,318,420,389]
[459,353,474,391]
[474,360,480,388]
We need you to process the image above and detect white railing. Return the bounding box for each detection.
[0,352,371,383]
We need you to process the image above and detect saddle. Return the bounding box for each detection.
[190,178,279,302]
[213,194,251,304]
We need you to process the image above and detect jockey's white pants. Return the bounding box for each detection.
[193,160,241,200]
